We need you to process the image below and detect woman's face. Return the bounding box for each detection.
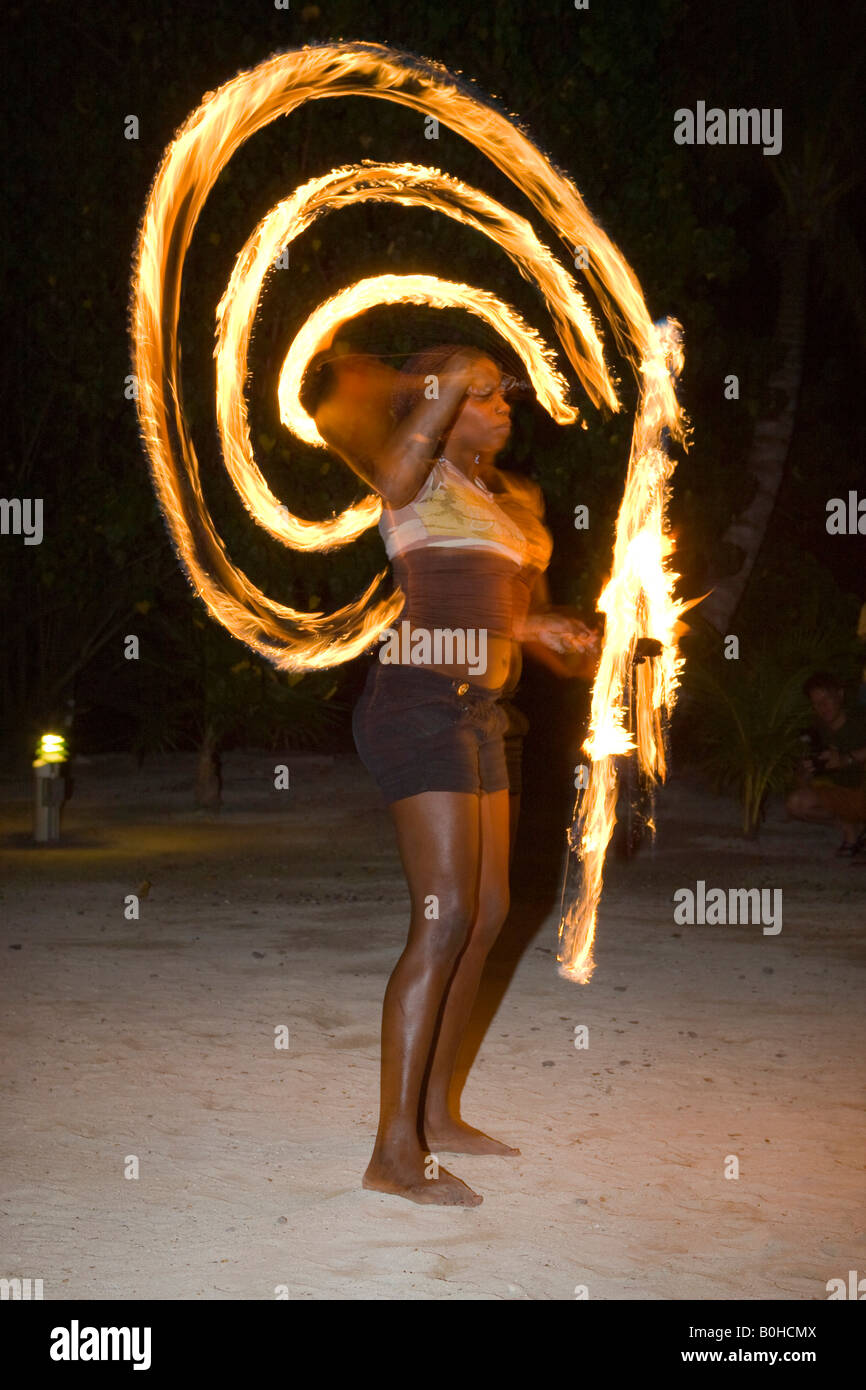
[446,356,512,454]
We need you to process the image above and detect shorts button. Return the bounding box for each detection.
[456,682,470,696]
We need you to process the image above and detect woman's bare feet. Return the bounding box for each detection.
[362,1150,483,1206]
[423,1117,521,1156]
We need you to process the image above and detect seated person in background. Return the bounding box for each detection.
[786,671,866,857]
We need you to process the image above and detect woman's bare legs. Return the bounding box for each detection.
[362,789,486,1206]
[422,788,521,1156]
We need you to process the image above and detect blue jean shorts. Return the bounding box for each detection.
[352,660,526,804]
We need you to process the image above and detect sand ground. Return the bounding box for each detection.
[1,750,863,1300]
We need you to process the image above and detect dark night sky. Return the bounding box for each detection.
[3,0,864,752]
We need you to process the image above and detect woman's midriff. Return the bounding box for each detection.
[386,628,522,691]
[385,548,535,691]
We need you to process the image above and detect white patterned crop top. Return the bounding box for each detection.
[377,456,553,640]
[378,456,552,569]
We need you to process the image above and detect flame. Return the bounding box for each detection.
[558,321,689,983]
[130,41,690,975]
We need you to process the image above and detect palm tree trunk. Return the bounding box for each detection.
[702,234,809,633]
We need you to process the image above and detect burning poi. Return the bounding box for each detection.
[130,40,691,986]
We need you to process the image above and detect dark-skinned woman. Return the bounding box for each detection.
[315,344,600,1205]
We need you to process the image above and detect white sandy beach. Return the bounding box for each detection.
[1,750,863,1300]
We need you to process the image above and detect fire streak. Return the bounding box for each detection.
[130,41,691,981]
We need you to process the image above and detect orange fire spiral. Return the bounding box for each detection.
[130,41,691,981]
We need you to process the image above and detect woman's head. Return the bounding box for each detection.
[391,343,516,456]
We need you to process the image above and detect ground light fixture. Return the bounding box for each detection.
[32,732,68,843]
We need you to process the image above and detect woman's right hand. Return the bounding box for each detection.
[390,348,485,416]
[443,347,490,396]
[520,611,601,654]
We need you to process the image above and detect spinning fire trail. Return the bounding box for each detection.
[130,40,692,983]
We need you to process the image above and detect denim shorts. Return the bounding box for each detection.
[352,660,527,804]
